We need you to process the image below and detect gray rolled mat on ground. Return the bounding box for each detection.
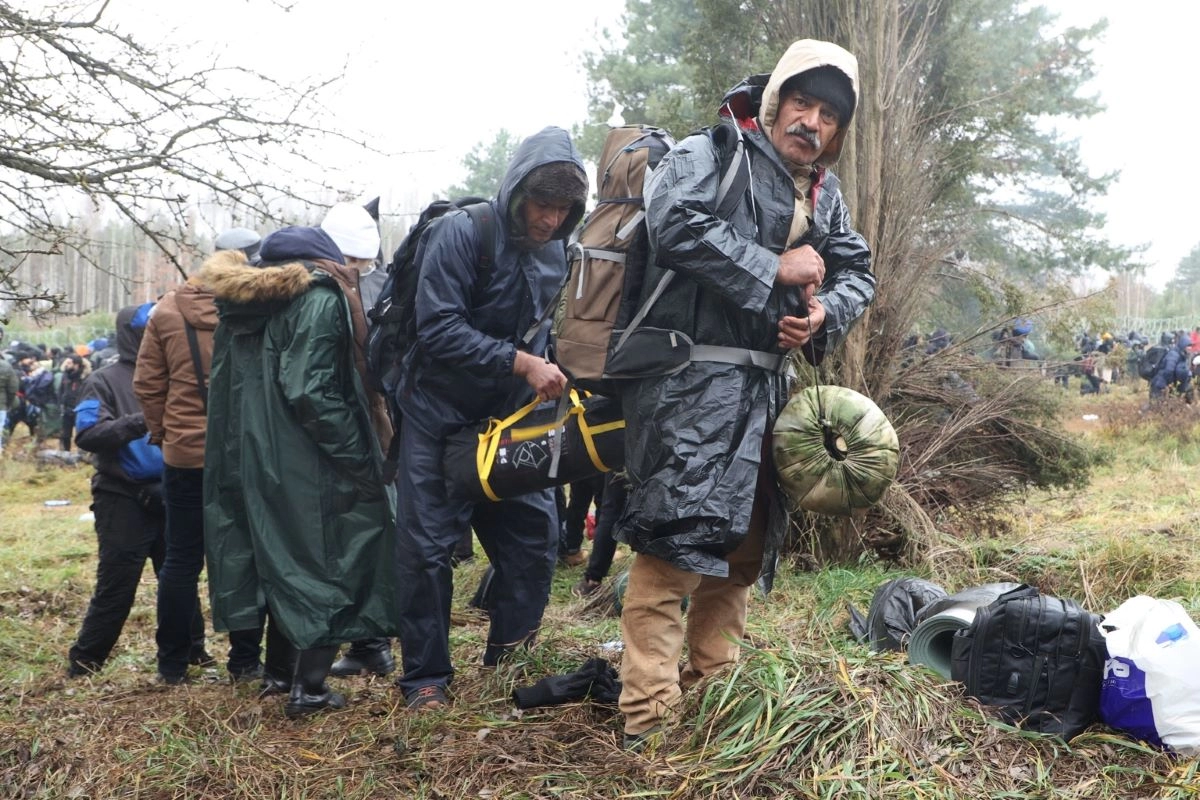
[908,582,1021,678]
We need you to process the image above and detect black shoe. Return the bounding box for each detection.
[284,685,346,718]
[406,684,449,711]
[188,649,217,667]
[66,659,102,678]
[331,648,395,677]
[259,675,291,698]
[229,663,264,684]
[157,672,190,686]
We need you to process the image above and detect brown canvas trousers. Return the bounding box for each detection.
[618,501,767,737]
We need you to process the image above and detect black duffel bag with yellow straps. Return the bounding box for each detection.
[443,390,624,502]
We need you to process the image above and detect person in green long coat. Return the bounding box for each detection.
[198,225,399,718]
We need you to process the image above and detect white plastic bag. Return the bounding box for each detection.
[1099,595,1200,754]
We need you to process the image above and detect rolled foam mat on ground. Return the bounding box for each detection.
[908,582,1021,679]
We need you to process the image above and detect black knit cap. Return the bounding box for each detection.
[785,65,856,127]
[521,161,588,206]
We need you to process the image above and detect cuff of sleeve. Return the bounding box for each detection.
[501,343,518,376]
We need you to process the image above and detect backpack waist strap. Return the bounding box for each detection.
[689,345,787,373]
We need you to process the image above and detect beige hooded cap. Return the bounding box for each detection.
[758,39,860,166]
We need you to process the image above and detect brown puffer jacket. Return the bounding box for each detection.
[134,279,219,468]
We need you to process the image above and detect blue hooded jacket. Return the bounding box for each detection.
[397,126,586,438]
[1151,338,1192,397]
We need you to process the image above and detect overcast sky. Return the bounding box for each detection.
[101,0,1196,288]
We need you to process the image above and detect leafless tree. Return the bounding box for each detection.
[0,0,362,318]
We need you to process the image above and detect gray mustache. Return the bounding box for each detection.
[784,124,822,150]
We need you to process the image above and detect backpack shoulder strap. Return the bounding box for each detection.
[183,320,208,411]
[708,120,752,218]
[463,201,496,271]
[612,126,751,356]
[459,200,543,350]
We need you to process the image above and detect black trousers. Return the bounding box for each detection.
[560,474,606,555]
[69,489,169,669]
[585,473,628,583]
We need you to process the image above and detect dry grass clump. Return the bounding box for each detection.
[1097,393,1200,446]
[852,351,1101,565]
[660,645,1179,799]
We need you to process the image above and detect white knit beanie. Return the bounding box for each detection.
[320,202,381,260]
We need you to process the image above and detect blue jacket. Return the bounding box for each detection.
[74,304,163,497]
[397,127,586,438]
[1151,343,1192,396]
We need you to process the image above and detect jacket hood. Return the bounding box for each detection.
[116,302,153,363]
[759,39,860,165]
[176,281,219,330]
[259,226,345,266]
[194,249,317,306]
[497,126,587,244]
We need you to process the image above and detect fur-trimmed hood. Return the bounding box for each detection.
[193,249,320,306]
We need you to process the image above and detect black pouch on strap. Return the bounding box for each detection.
[603,327,693,380]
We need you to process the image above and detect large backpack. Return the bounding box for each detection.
[1137,344,1168,381]
[553,126,673,394]
[364,197,495,396]
[949,584,1107,740]
[553,116,754,395]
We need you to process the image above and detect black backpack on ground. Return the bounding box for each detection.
[364,197,495,397]
[949,584,1106,740]
[1137,344,1168,380]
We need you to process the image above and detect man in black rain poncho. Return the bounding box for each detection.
[393,127,587,710]
[616,39,876,748]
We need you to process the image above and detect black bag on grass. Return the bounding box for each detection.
[949,584,1106,740]
[849,577,948,652]
[443,391,624,502]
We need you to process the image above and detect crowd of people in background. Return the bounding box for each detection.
[0,327,111,451]
[903,319,1200,406]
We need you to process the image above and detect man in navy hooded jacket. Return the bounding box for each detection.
[393,126,587,709]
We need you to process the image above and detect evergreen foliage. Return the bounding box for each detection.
[441,130,521,200]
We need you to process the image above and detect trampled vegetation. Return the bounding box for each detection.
[1,384,1199,798]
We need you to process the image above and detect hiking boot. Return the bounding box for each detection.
[559,549,588,567]
[572,577,602,598]
[330,646,395,677]
[157,672,191,686]
[406,684,449,711]
[623,726,663,752]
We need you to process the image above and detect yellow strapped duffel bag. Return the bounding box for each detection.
[442,390,625,502]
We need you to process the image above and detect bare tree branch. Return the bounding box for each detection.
[0,0,375,315]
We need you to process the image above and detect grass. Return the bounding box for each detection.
[1,381,1199,798]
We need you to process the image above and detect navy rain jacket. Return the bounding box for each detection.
[396,126,586,437]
